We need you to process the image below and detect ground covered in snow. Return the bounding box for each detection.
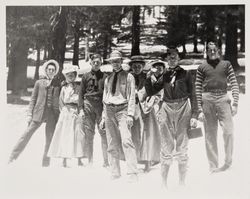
[0,92,249,199]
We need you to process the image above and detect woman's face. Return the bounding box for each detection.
[46,64,56,79]
[131,62,144,75]
[65,72,76,83]
[153,64,164,77]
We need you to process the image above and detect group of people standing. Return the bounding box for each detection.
[8,41,239,187]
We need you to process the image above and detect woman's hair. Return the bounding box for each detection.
[46,62,57,70]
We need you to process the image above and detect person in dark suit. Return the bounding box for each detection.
[8,60,61,167]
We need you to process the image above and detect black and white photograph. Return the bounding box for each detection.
[0,1,249,199]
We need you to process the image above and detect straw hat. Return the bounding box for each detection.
[105,50,123,62]
[62,64,79,75]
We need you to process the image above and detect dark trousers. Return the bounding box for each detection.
[9,108,58,166]
[83,99,108,165]
[202,93,234,170]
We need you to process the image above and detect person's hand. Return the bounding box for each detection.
[231,105,238,116]
[126,115,134,129]
[198,112,205,122]
[99,118,105,130]
[190,118,197,128]
[27,116,32,126]
[79,110,85,118]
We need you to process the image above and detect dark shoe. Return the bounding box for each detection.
[78,159,84,166]
[144,162,151,173]
[110,175,121,180]
[103,162,109,168]
[127,174,138,183]
[213,164,231,173]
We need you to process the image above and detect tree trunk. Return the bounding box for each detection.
[103,33,109,60]
[7,38,29,94]
[240,20,245,52]
[225,13,240,70]
[193,38,198,53]
[50,6,68,72]
[72,16,80,66]
[34,44,40,80]
[205,6,215,42]
[131,6,141,56]
[85,36,89,62]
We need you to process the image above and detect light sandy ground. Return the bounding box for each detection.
[0,93,249,199]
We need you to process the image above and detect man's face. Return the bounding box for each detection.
[110,59,122,71]
[131,62,143,75]
[167,52,180,68]
[91,58,102,71]
[207,44,220,60]
[46,64,56,79]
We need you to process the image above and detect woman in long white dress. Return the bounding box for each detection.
[47,64,86,167]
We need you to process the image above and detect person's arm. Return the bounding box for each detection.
[187,70,198,119]
[227,63,239,107]
[226,62,239,116]
[27,80,39,119]
[195,67,205,113]
[127,73,136,118]
[144,73,164,96]
[59,86,65,112]
[78,74,86,112]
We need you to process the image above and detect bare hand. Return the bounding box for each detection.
[79,110,85,118]
[198,112,205,122]
[126,115,134,129]
[190,118,197,128]
[27,116,32,125]
[231,105,238,116]
[99,118,105,130]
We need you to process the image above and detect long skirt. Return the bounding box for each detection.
[139,108,161,163]
[47,105,86,158]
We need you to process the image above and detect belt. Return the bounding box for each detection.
[164,96,188,103]
[106,103,127,108]
[65,103,78,107]
[204,89,227,94]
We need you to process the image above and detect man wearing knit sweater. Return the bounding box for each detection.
[195,41,239,173]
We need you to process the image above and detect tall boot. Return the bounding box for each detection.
[178,163,187,186]
[161,164,170,188]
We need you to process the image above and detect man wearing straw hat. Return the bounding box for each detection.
[102,50,138,182]
[78,54,109,167]
[8,60,61,166]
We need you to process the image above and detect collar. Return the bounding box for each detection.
[113,68,123,74]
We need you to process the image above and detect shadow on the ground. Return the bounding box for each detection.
[7,94,30,105]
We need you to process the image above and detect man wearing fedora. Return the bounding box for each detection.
[195,41,239,173]
[8,60,61,167]
[145,48,198,187]
[78,54,109,167]
[102,50,138,182]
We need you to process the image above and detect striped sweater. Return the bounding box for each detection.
[195,60,239,112]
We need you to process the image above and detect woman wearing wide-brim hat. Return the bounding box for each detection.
[128,56,161,172]
[47,64,86,167]
[8,59,61,167]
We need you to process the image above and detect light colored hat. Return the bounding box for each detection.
[105,50,123,62]
[42,59,60,77]
[144,60,167,71]
[62,63,79,75]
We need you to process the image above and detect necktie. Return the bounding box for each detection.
[111,71,119,95]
